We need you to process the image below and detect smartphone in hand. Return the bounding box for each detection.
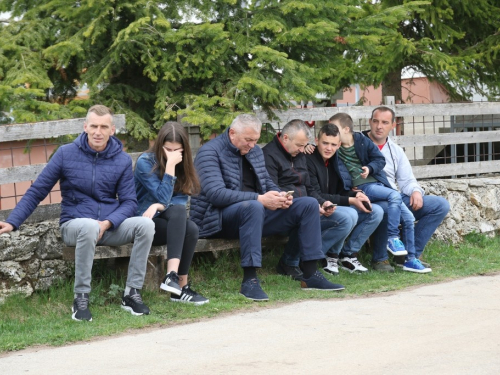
[285,191,294,197]
[362,201,372,211]
[324,204,337,210]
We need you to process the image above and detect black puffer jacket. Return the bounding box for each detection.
[262,134,325,205]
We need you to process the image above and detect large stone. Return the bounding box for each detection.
[0,261,26,282]
[0,236,39,262]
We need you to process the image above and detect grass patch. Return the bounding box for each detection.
[1,233,499,352]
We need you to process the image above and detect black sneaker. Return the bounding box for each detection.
[121,288,150,316]
[276,259,303,280]
[160,271,182,295]
[72,293,92,321]
[170,283,209,305]
[239,278,269,301]
[301,271,345,291]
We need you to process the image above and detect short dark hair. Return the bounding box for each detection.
[329,113,353,132]
[318,123,340,140]
[371,106,395,123]
[86,105,114,124]
[281,119,311,139]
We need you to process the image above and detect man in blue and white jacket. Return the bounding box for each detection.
[0,105,155,321]
[190,114,344,301]
[363,106,450,269]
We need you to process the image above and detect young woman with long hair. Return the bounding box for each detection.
[134,121,208,305]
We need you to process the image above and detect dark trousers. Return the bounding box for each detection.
[215,197,324,268]
[152,205,199,275]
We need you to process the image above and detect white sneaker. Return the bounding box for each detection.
[323,256,339,275]
[340,256,369,273]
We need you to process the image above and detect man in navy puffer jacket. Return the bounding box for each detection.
[0,105,155,321]
[190,114,344,301]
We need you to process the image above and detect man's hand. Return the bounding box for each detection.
[97,220,112,241]
[349,192,372,213]
[360,166,369,179]
[257,191,288,210]
[321,201,336,217]
[282,193,293,209]
[304,144,316,155]
[0,221,14,235]
[409,191,423,211]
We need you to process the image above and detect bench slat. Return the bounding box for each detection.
[62,235,289,261]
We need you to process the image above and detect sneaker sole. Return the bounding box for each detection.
[120,304,146,316]
[239,292,269,302]
[323,267,339,276]
[301,286,345,291]
[402,266,432,274]
[170,297,210,306]
[340,266,368,273]
[160,283,182,295]
[387,248,408,256]
[71,307,92,322]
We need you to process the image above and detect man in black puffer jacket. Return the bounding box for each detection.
[191,114,344,301]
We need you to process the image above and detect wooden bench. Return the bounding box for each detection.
[62,236,289,289]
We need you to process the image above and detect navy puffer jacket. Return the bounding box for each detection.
[6,133,137,230]
[190,129,279,237]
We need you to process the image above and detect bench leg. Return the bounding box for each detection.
[143,255,166,291]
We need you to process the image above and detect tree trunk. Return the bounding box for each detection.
[382,67,403,104]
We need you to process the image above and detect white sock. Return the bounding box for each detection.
[124,286,131,296]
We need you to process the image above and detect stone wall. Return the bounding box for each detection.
[1,176,499,301]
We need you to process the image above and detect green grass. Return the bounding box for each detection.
[1,233,499,352]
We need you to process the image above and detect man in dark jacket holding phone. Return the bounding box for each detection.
[190,114,344,302]
[305,123,384,274]
[0,105,155,321]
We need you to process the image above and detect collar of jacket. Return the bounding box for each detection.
[221,127,260,157]
[361,129,388,147]
[273,133,296,161]
[74,132,124,159]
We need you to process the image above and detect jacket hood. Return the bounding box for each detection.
[74,132,124,159]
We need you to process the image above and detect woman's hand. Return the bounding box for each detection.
[142,203,165,219]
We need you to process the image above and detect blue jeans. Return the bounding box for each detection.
[216,197,324,268]
[402,194,449,259]
[371,200,416,262]
[282,206,354,266]
[282,204,383,266]
[343,204,384,255]
[359,182,404,239]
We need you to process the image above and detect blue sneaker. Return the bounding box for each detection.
[403,258,432,273]
[387,237,408,256]
[239,278,269,301]
[301,271,345,291]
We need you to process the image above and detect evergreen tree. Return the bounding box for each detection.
[377,0,500,102]
[0,1,444,137]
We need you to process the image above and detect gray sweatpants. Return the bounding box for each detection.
[60,217,155,294]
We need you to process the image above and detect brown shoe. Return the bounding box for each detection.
[371,260,395,273]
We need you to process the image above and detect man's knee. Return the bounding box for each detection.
[237,200,265,219]
[63,218,100,244]
[388,191,402,205]
[133,217,155,237]
[293,196,319,213]
[370,204,384,221]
